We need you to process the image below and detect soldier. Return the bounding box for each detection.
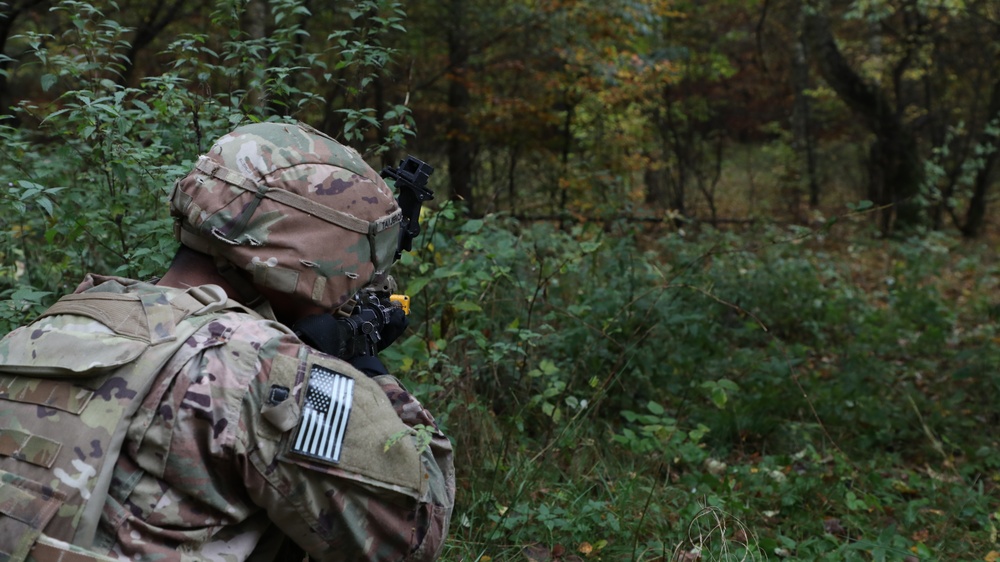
[0,122,455,561]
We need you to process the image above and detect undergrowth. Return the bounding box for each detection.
[381,208,1000,561]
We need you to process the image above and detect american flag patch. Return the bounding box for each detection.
[291,366,354,463]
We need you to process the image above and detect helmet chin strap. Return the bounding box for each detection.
[213,258,280,321]
[252,300,278,322]
[176,226,272,317]
[214,257,271,312]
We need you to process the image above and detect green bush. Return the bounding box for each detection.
[384,212,997,560]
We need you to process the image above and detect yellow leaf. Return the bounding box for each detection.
[984,551,1000,562]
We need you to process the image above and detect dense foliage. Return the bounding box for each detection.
[387,210,999,560]
[1,1,999,561]
[4,0,1000,232]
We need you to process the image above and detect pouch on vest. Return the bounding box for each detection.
[0,283,234,561]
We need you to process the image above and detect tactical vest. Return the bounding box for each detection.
[0,281,240,561]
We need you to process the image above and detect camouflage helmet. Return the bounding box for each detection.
[170,121,402,310]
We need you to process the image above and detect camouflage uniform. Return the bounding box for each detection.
[0,122,455,561]
[0,273,454,561]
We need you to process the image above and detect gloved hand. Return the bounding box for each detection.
[376,305,408,352]
[293,297,409,361]
[292,313,353,358]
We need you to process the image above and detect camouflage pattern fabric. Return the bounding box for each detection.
[0,275,238,559]
[170,121,403,311]
[0,274,455,561]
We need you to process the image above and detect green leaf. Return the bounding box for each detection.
[717,378,739,392]
[710,386,728,409]
[10,288,52,302]
[460,219,484,234]
[36,197,54,217]
[40,74,57,92]
[383,424,435,454]
[452,301,482,312]
[538,359,559,375]
[403,276,430,296]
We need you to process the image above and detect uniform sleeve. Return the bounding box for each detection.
[235,328,455,562]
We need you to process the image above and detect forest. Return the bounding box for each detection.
[0,0,999,560]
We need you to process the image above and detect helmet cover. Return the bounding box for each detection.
[170,121,402,310]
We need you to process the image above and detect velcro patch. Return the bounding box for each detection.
[290,366,354,463]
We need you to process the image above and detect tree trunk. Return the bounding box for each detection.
[961,163,993,238]
[557,93,574,229]
[792,6,819,207]
[446,0,474,214]
[243,0,268,111]
[960,76,1000,237]
[374,75,393,166]
[120,0,190,86]
[0,0,53,121]
[508,145,520,215]
[0,3,20,120]
[656,91,687,219]
[803,0,924,233]
[644,160,663,207]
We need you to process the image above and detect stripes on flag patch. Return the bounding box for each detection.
[291,365,354,464]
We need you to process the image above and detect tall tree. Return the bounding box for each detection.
[956,69,1000,237]
[119,0,193,84]
[791,1,819,208]
[803,0,924,233]
[0,0,52,120]
[445,0,473,212]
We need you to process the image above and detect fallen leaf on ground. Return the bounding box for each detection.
[731,528,748,545]
[523,544,550,562]
[823,517,846,536]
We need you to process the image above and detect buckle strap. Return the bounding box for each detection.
[28,535,118,562]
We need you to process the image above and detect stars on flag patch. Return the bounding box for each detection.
[291,366,354,463]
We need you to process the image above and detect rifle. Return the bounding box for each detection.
[294,156,435,361]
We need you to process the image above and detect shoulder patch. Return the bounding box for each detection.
[290,365,354,463]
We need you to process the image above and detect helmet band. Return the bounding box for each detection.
[193,158,402,237]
